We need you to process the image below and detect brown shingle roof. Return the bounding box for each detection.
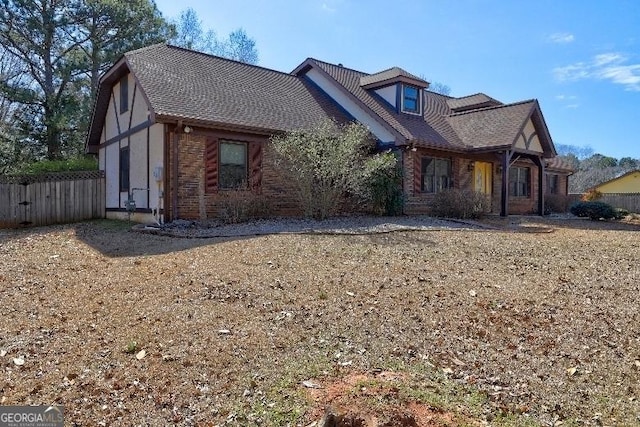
[87,44,349,148]
[128,44,348,131]
[446,100,537,150]
[360,66,429,89]
[307,59,461,150]
[447,93,502,111]
[545,157,575,173]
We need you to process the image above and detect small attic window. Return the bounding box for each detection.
[402,84,420,114]
[119,75,129,113]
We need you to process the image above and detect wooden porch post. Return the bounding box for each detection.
[533,157,545,215]
[500,150,512,217]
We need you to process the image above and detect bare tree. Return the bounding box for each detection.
[170,8,258,64]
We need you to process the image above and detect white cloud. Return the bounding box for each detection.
[553,53,640,91]
[321,2,336,12]
[549,33,575,44]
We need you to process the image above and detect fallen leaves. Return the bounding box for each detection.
[1,218,639,426]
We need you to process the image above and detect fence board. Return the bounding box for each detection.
[0,171,105,228]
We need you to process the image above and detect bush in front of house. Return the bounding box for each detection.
[270,120,397,219]
[366,164,404,216]
[430,189,489,219]
[544,194,571,214]
[570,201,617,220]
[614,208,630,220]
[218,191,271,224]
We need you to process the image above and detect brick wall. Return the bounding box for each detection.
[169,128,303,220]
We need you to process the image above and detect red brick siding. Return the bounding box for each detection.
[169,128,303,220]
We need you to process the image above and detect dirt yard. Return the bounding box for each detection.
[1,217,639,426]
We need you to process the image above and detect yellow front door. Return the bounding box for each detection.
[473,162,492,205]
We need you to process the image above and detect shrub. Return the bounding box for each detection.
[615,208,630,220]
[581,189,602,201]
[544,194,570,214]
[430,189,489,219]
[366,164,404,216]
[570,201,617,220]
[270,120,397,219]
[12,156,98,175]
[218,191,271,224]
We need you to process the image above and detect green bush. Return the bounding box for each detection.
[570,201,617,220]
[270,120,397,219]
[13,156,98,175]
[367,165,404,216]
[615,208,630,220]
[430,189,489,219]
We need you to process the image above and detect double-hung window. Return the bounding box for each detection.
[402,84,420,114]
[219,141,248,189]
[509,166,530,197]
[547,174,559,194]
[421,157,451,193]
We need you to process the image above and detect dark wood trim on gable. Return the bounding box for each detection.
[128,83,138,131]
[110,91,121,135]
[293,60,406,145]
[99,119,153,149]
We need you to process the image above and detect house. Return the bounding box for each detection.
[85,44,572,223]
[593,169,640,194]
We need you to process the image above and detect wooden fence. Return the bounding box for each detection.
[569,193,640,213]
[0,171,105,228]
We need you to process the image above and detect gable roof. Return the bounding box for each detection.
[594,169,640,189]
[294,59,463,151]
[360,66,429,89]
[294,59,557,155]
[447,93,502,111]
[546,156,575,173]
[86,44,349,149]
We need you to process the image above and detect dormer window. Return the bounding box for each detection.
[402,84,420,114]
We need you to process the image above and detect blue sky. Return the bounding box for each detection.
[154,0,640,160]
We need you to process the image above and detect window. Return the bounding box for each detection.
[547,174,559,194]
[219,141,248,189]
[119,75,128,113]
[119,146,129,192]
[509,166,530,197]
[402,84,420,114]
[421,157,451,193]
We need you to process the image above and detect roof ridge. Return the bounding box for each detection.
[129,43,301,80]
[454,92,491,100]
[307,58,368,75]
[425,90,454,99]
[448,99,536,116]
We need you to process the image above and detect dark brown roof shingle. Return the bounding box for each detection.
[360,66,429,89]
[87,44,349,148]
[126,44,348,132]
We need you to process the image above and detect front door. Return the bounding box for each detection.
[474,162,493,209]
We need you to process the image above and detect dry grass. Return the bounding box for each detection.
[1,217,639,426]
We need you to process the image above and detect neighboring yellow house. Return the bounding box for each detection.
[594,169,640,193]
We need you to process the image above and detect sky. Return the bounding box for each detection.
[153,0,640,160]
